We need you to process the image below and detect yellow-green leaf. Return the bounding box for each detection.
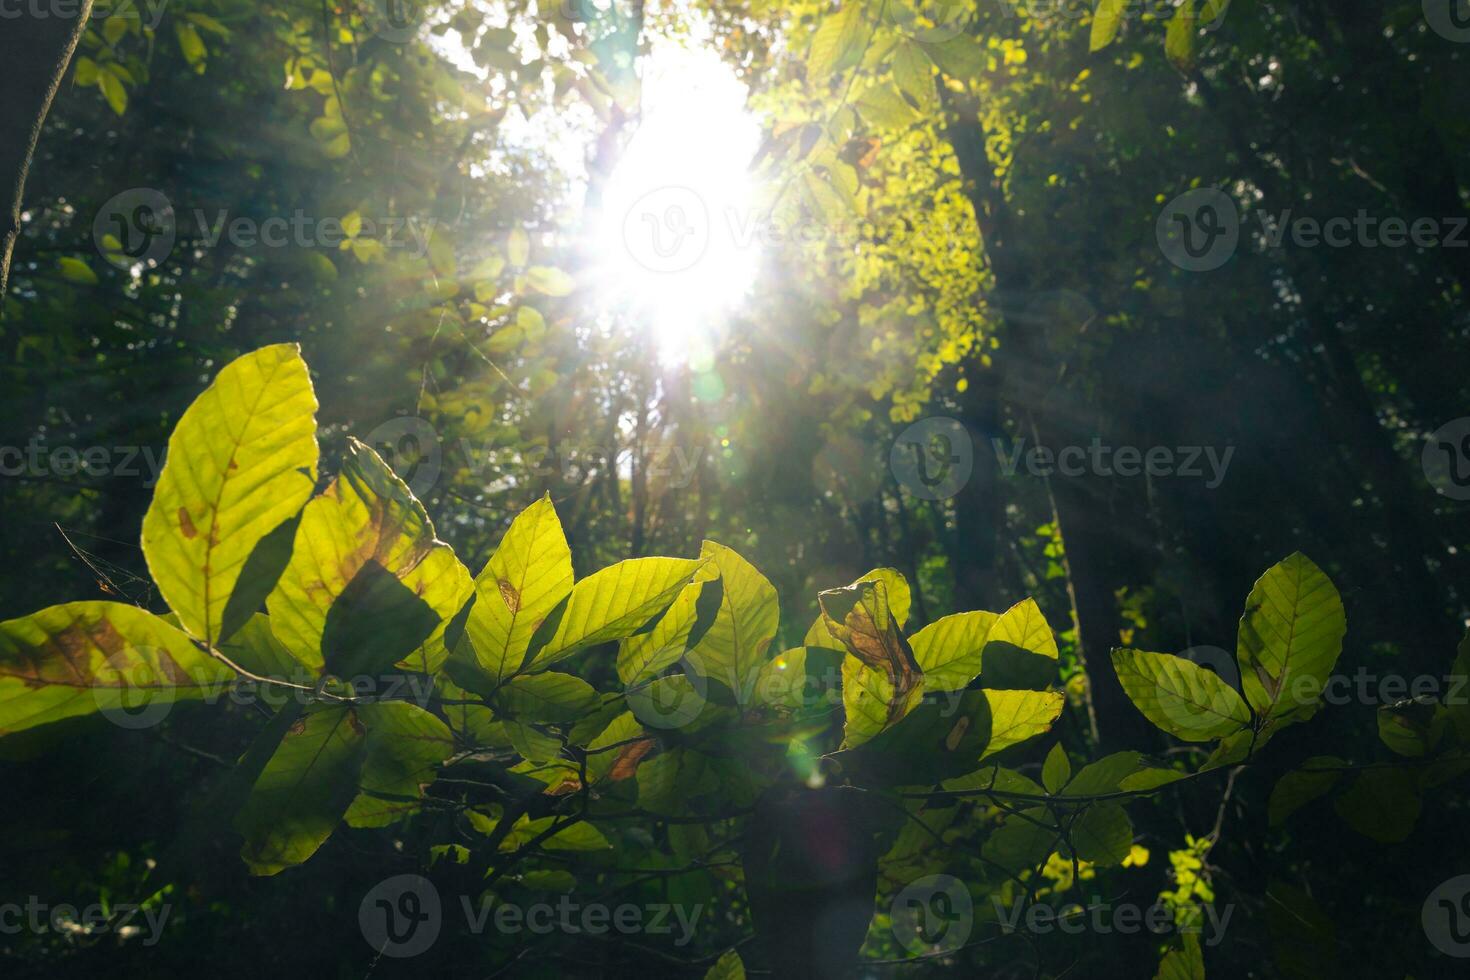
[1237,553,1345,724]
[142,344,319,647]
[0,602,231,736]
[267,441,471,675]
[1112,648,1251,741]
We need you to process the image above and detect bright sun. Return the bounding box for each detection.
[591,42,762,363]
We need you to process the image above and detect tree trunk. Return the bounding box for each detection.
[0,2,92,312]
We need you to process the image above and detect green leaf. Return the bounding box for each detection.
[637,748,717,815]
[1267,756,1344,826]
[978,689,1067,762]
[175,21,207,67]
[495,672,598,723]
[585,711,648,784]
[1155,933,1205,980]
[235,705,368,875]
[267,441,471,675]
[1065,751,1143,797]
[1069,802,1132,865]
[1332,767,1420,842]
[1112,648,1251,741]
[705,949,746,980]
[837,688,1063,785]
[805,567,910,649]
[909,610,998,693]
[524,265,574,296]
[1378,698,1441,757]
[617,578,719,686]
[217,613,308,681]
[0,602,231,735]
[983,806,1057,879]
[1090,0,1127,52]
[1042,742,1071,794]
[856,82,922,130]
[143,344,319,647]
[454,494,574,691]
[807,3,868,82]
[1237,553,1346,724]
[524,556,705,671]
[1165,0,1198,71]
[97,70,128,115]
[891,40,936,111]
[825,579,923,747]
[57,256,98,284]
[684,541,779,703]
[981,598,1060,689]
[345,701,455,828]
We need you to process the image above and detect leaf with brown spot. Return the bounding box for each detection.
[143,345,319,647]
[0,602,232,735]
[268,441,472,675]
[608,738,655,781]
[822,580,923,746]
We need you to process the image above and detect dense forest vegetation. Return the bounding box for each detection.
[1,0,1468,976]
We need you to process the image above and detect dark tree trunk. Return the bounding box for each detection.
[0,2,92,312]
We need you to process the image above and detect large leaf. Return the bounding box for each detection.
[142,344,318,646]
[1090,0,1127,52]
[825,579,923,746]
[345,701,455,828]
[267,441,472,675]
[1113,648,1252,741]
[523,557,705,670]
[236,704,368,875]
[495,672,598,723]
[1237,553,1345,724]
[836,688,1063,784]
[460,495,574,688]
[807,2,868,82]
[684,541,779,704]
[1267,756,1344,826]
[805,567,911,649]
[0,602,232,735]
[616,577,720,686]
[910,610,998,692]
